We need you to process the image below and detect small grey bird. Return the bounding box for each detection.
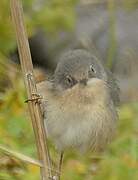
[37,49,119,153]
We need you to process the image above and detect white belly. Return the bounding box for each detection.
[43,99,117,153]
[39,78,118,152]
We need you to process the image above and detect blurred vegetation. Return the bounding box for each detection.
[0,0,138,180]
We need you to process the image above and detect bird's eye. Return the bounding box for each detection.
[65,75,77,88]
[66,75,73,85]
[90,64,96,73]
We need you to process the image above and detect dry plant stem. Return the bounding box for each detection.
[57,152,64,180]
[0,144,61,175]
[10,0,53,179]
[0,144,42,167]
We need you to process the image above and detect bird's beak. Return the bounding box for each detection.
[79,78,88,86]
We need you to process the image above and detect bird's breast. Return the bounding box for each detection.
[41,79,117,152]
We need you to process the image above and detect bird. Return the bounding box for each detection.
[10,4,138,104]
[37,49,119,154]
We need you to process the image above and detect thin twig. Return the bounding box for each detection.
[0,144,42,167]
[0,144,60,175]
[10,0,54,179]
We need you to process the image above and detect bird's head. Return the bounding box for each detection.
[53,49,108,91]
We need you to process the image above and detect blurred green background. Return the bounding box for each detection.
[0,0,138,179]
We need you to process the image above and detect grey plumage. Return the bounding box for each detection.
[37,49,119,153]
[54,49,120,105]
